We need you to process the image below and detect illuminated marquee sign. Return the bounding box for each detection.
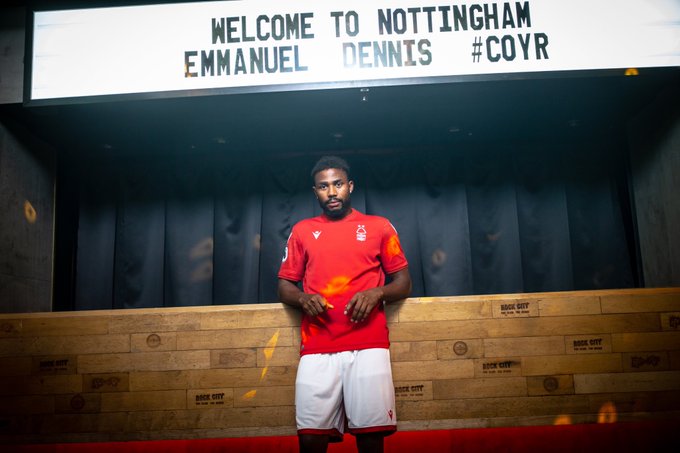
[28,0,680,102]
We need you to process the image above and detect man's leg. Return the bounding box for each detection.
[344,349,397,437]
[299,434,330,453]
[296,354,345,452]
[356,433,384,453]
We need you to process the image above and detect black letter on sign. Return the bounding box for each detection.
[535,33,549,59]
[212,18,226,44]
[185,51,198,77]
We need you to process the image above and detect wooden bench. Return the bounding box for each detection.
[1,287,679,444]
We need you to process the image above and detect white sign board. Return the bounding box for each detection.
[28,0,680,102]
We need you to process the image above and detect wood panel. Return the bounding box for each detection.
[661,312,680,331]
[0,120,55,314]
[108,313,205,334]
[574,371,680,394]
[0,356,30,376]
[397,395,592,420]
[392,360,474,380]
[0,319,21,337]
[130,332,177,352]
[235,306,301,329]
[77,351,211,374]
[100,390,187,412]
[82,373,130,393]
[125,406,296,430]
[600,292,680,313]
[484,336,565,357]
[526,375,575,396]
[211,348,257,368]
[670,350,680,369]
[0,287,678,444]
[0,334,130,357]
[0,395,55,415]
[389,313,660,342]
[176,327,294,350]
[187,388,234,409]
[0,374,81,396]
[437,339,484,360]
[20,317,109,336]
[522,354,623,376]
[55,393,102,414]
[390,341,438,362]
[394,381,433,401]
[396,299,492,322]
[232,386,295,408]
[537,296,601,317]
[611,331,680,352]
[433,377,527,399]
[257,346,299,368]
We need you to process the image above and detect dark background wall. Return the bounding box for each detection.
[0,6,23,105]
[62,140,637,310]
[628,85,680,287]
[0,118,55,313]
[1,6,53,313]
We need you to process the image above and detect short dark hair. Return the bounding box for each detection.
[310,155,351,182]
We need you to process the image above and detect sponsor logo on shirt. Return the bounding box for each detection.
[312,231,321,239]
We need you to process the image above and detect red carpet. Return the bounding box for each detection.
[5,421,678,452]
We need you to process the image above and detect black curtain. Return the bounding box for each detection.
[71,144,635,310]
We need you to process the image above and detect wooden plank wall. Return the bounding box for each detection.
[0,288,679,444]
[0,120,55,314]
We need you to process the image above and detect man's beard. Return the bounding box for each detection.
[321,198,351,219]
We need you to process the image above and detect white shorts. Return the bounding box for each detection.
[295,348,397,439]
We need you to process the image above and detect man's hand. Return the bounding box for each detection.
[344,288,384,323]
[299,293,334,317]
[278,279,334,317]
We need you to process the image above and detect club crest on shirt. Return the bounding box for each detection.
[356,225,366,241]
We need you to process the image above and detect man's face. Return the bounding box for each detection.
[313,168,353,219]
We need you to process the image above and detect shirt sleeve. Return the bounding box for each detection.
[380,220,409,275]
[278,226,306,282]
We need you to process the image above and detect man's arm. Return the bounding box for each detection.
[278,278,333,317]
[344,267,412,323]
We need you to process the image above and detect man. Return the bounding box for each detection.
[278,156,412,453]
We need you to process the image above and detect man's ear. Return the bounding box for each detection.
[349,180,354,193]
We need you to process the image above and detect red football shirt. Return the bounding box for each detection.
[278,209,408,355]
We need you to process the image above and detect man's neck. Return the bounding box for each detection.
[324,208,353,221]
